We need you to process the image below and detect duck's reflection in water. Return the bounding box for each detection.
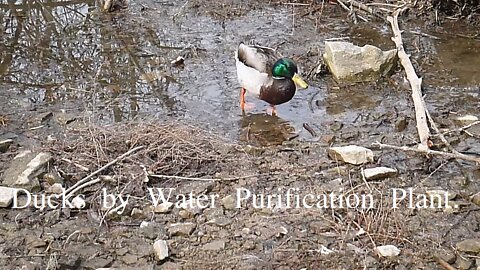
[239,113,297,146]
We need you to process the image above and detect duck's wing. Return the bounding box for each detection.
[236,43,280,75]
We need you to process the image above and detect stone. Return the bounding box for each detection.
[362,167,398,180]
[121,254,138,265]
[471,193,480,207]
[456,239,480,253]
[2,151,53,191]
[207,216,232,227]
[153,202,174,213]
[153,240,169,261]
[221,195,237,210]
[456,115,478,125]
[47,183,64,194]
[457,256,473,270]
[202,240,225,251]
[0,139,13,153]
[375,245,401,257]
[328,145,374,165]
[0,186,17,207]
[72,196,86,209]
[323,41,397,83]
[438,251,456,264]
[168,222,196,236]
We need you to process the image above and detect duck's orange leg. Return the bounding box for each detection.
[240,88,255,111]
[240,87,246,110]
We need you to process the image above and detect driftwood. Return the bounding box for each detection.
[387,10,431,150]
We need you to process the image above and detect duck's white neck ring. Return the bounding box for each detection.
[272,76,286,80]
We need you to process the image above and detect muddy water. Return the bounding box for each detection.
[1,0,479,145]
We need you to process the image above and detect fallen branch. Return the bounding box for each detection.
[64,145,145,199]
[372,142,480,164]
[441,120,480,136]
[148,173,275,182]
[387,10,431,150]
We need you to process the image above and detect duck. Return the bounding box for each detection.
[234,43,308,115]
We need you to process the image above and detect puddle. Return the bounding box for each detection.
[1,0,479,146]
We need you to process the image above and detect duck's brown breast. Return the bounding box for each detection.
[259,79,296,105]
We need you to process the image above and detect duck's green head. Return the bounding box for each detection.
[272,58,308,89]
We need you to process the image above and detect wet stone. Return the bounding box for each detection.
[83,256,113,269]
[153,202,174,213]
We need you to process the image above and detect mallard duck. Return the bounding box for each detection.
[235,43,308,114]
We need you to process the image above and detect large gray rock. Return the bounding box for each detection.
[323,41,397,83]
[328,145,374,165]
[2,151,53,191]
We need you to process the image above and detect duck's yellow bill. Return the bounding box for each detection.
[292,74,308,89]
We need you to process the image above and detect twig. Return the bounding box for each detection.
[303,123,318,137]
[441,120,480,136]
[61,158,90,172]
[64,146,145,199]
[388,9,431,150]
[435,256,458,270]
[372,142,480,164]
[149,173,275,182]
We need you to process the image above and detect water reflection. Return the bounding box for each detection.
[239,113,297,146]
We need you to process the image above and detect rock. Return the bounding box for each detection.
[438,251,456,264]
[47,183,64,194]
[153,202,174,213]
[456,239,480,253]
[323,41,397,83]
[72,196,86,209]
[207,216,232,227]
[221,195,237,210]
[179,199,204,216]
[42,169,64,185]
[328,145,374,165]
[153,240,169,261]
[471,193,480,207]
[0,186,17,207]
[456,256,473,270]
[202,240,225,251]
[321,178,343,192]
[2,151,53,191]
[362,167,398,180]
[0,139,13,153]
[121,254,138,265]
[456,115,478,125]
[157,262,182,270]
[375,245,401,257]
[168,222,196,236]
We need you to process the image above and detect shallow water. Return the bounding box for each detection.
[1,0,479,145]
